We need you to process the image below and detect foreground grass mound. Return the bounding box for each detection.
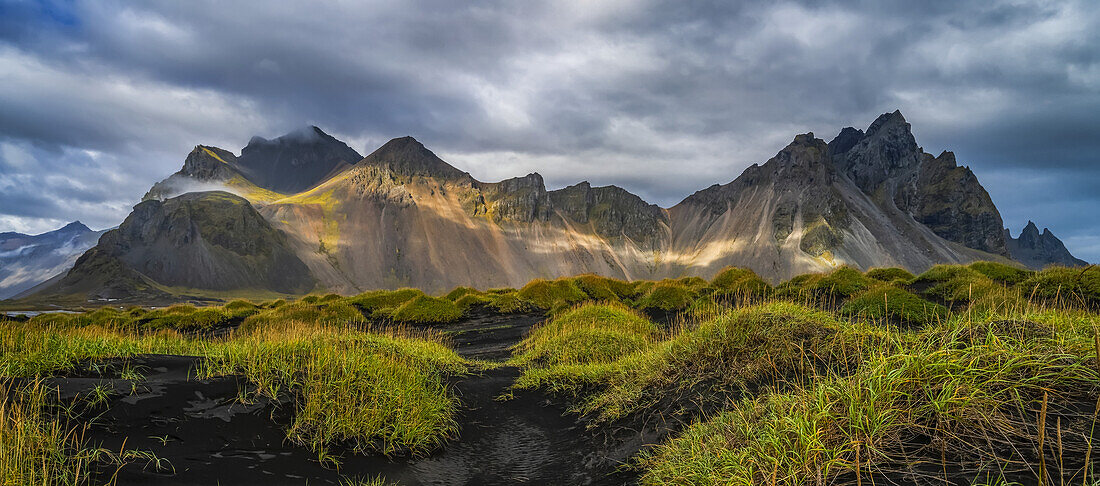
[515,302,889,423]
[202,323,467,458]
[389,295,463,323]
[0,317,470,460]
[640,310,1100,485]
[633,280,698,312]
[518,278,588,311]
[709,267,772,302]
[840,284,948,327]
[511,302,658,367]
[1020,265,1100,309]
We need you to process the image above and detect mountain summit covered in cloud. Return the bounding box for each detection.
[18,111,1086,303]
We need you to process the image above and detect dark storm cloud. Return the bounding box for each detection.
[0,0,1098,260]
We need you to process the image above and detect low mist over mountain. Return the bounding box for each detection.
[0,222,105,299]
[15,111,1087,302]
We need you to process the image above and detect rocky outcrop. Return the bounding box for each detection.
[548,182,668,247]
[829,110,1009,256]
[475,173,553,223]
[0,221,106,299]
[1005,221,1088,269]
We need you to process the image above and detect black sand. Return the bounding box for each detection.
[51,310,645,485]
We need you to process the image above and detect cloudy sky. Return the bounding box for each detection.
[1,0,1098,261]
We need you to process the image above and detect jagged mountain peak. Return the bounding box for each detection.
[362,136,470,180]
[1006,221,1087,268]
[866,109,907,136]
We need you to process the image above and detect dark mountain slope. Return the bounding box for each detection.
[34,192,314,301]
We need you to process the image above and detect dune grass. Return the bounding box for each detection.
[514,302,891,423]
[510,302,659,368]
[5,262,1099,483]
[633,280,698,312]
[197,321,468,459]
[639,308,1100,485]
[517,278,589,311]
[0,316,471,465]
[1,379,87,485]
[840,283,949,327]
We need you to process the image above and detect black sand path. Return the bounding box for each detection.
[53,310,643,485]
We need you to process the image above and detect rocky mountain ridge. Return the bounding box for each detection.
[16,112,1088,301]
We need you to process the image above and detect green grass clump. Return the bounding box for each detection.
[484,292,533,314]
[865,267,914,282]
[840,284,948,327]
[443,286,481,301]
[511,302,658,368]
[517,278,588,311]
[346,288,426,316]
[1019,265,1100,309]
[639,310,1100,485]
[0,380,87,484]
[199,323,467,458]
[452,293,490,310]
[634,280,697,311]
[516,302,888,423]
[389,295,464,324]
[968,261,1033,285]
[240,300,364,329]
[775,266,873,303]
[571,274,633,301]
[709,267,772,301]
[813,266,874,299]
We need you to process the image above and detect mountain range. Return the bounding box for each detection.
[7,111,1088,303]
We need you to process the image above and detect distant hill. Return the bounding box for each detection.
[0,221,105,299]
[17,112,1087,303]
